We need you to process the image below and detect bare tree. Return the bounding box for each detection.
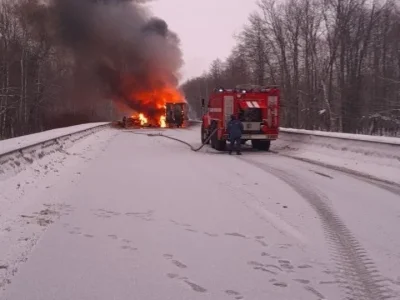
[181,0,400,136]
[0,0,125,139]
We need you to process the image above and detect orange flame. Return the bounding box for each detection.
[119,75,186,127]
[138,113,148,125]
[160,116,166,128]
[131,86,185,127]
[133,86,185,108]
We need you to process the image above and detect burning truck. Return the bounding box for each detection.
[115,79,189,129]
[120,102,188,129]
[165,102,188,128]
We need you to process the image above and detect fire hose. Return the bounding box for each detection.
[131,128,219,152]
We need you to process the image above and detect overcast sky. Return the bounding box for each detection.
[146,0,258,83]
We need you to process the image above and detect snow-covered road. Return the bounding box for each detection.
[1,126,400,300]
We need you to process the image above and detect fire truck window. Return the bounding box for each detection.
[239,109,244,121]
[242,108,262,122]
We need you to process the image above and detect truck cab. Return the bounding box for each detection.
[165,102,188,128]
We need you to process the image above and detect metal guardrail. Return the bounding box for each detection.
[188,119,202,125]
[279,128,400,146]
[0,123,111,179]
[277,127,400,168]
[0,123,111,159]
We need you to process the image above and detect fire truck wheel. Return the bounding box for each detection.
[209,128,225,150]
[215,139,226,151]
[252,140,271,151]
[210,132,215,148]
[209,121,218,149]
[201,124,208,144]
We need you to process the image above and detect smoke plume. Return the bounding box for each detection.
[34,0,183,118]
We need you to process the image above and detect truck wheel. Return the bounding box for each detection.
[215,139,226,151]
[209,127,225,150]
[209,121,218,149]
[201,124,208,144]
[210,130,216,149]
[252,140,271,151]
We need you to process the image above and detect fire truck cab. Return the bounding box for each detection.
[201,86,280,151]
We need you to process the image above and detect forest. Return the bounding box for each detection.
[181,0,400,136]
[0,0,182,140]
[0,0,117,140]
[1,0,399,140]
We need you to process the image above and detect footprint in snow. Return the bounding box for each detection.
[225,232,247,238]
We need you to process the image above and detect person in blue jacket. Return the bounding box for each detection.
[227,114,244,155]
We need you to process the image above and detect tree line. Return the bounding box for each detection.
[181,0,400,136]
[0,0,115,140]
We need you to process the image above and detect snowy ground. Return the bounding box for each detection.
[275,131,400,185]
[1,125,400,300]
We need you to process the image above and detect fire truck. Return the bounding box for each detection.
[201,86,280,151]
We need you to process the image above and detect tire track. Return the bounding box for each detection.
[240,157,393,300]
[270,151,400,197]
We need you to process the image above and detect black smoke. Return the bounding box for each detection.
[33,0,183,116]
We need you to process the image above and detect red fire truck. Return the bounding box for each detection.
[201,86,280,151]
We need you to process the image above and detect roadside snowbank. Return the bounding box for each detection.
[280,128,400,145]
[0,122,109,155]
[0,123,110,180]
[275,130,400,185]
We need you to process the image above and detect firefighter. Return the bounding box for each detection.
[227,114,244,155]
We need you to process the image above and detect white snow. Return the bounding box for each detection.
[1,125,400,299]
[274,131,400,185]
[0,122,109,155]
[280,127,400,145]
[130,125,400,183]
[146,126,400,184]
[0,128,118,293]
